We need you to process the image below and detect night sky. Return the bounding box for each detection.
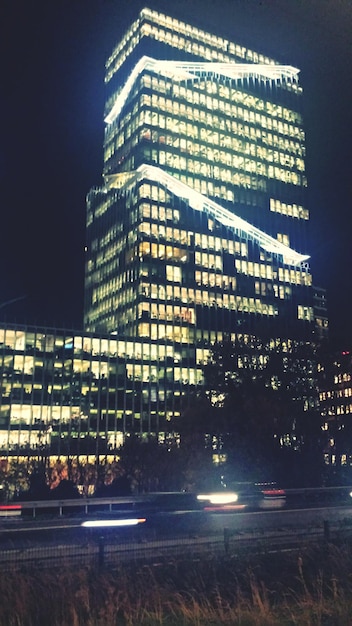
[2,0,352,347]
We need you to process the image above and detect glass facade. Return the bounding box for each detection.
[319,350,352,467]
[0,324,318,460]
[0,8,321,461]
[0,325,198,459]
[84,8,315,362]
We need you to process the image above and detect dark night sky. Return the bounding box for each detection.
[1,0,352,347]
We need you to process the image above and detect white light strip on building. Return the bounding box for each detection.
[104,55,300,124]
[109,164,309,266]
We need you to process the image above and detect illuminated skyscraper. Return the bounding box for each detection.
[84,7,313,351]
[0,8,321,461]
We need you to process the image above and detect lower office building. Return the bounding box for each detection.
[0,324,198,460]
[318,349,352,467]
[0,323,318,462]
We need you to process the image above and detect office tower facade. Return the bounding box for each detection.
[84,8,314,359]
[0,9,320,463]
[313,286,329,343]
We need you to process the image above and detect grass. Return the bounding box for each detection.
[1,542,352,625]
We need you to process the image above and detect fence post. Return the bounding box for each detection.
[224,527,230,555]
[324,520,330,542]
[98,535,105,567]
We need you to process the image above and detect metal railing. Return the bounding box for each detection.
[1,485,351,518]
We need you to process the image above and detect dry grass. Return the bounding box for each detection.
[1,543,352,625]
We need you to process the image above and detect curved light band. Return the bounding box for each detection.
[106,164,309,266]
[104,56,300,124]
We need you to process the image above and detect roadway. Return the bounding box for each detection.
[1,500,352,569]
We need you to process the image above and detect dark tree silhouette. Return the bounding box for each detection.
[49,479,79,500]
[178,337,323,486]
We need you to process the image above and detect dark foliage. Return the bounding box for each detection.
[178,337,325,487]
[49,479,79,500]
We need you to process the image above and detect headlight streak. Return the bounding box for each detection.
[81,518,146,528]
[197,492,239,505]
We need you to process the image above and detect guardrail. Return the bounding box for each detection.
[0,485,352,518]
[0,494,156,518]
